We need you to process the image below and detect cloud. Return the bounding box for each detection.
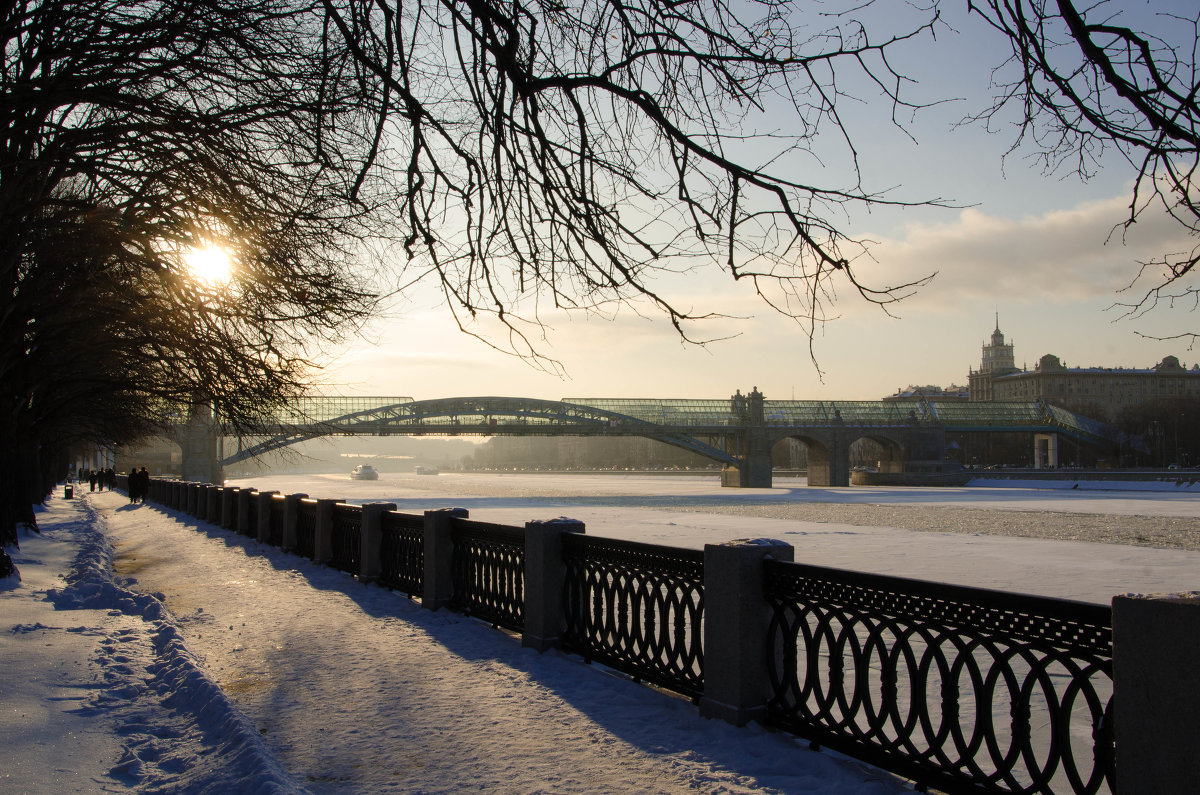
[851,194,1195,310]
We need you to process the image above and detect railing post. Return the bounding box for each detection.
[255,491,277,542]
[522,518,585,651]
[422,508,468,611]
[313,498,340,564]
[282,493,307,550]
[1113,591,1200,793]
[193,485,207,520]
[235,489,252,535]
[205,485,220,522]
[220,487,237,529]
[358,502,397,584]
[698,538,794,726]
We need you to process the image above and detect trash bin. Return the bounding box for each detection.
[64,485,74,499]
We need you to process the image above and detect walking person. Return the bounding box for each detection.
[136,467,150,504]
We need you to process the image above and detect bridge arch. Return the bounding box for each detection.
[222,396,739,468]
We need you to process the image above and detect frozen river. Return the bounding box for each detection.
[226,471,1200,604]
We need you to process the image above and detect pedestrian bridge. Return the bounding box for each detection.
[176,391,1119,488]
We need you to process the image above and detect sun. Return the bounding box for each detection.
[182,243,235,286]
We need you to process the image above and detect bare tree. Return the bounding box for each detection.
[0,0,382,560]
[321,0,944,368]
[968,0,1200,342]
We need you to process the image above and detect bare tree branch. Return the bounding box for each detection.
[968,0,1200,340]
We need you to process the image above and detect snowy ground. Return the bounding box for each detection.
[2,474,1197,793]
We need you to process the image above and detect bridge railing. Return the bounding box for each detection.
[137,476,1199,794]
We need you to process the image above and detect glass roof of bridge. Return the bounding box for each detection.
[923,401,1047,425]
[570,398,1116,439]
[271,397,414,424]
[568,399,737,424]
[257,396,1115,441]
[571,399,930,426]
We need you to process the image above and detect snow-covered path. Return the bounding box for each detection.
[11,490,903,793]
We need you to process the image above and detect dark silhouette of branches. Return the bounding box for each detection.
[322,0,944,367]
[0,0,383,553]
[968,0,1200,343]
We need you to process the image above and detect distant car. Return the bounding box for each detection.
[350,464,379,480]
[414,465,439,476]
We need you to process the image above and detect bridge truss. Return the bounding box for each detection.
[220,395,1119,467]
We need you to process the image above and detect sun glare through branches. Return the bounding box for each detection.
[182,243,235,287]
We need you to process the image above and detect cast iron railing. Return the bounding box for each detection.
[449,518,524,631]
[380,511,424,597]
[330,504,362,574]
[561,534,704,699]
[762,559,1114,795]
[142,476,1129,793]
[295,499,317,559]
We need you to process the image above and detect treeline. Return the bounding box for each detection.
[462,436,809,471]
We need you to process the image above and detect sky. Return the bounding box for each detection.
[318,1,1200,403]
[5,475,1198,792]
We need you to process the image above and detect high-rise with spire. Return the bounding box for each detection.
[969,316,1020,400]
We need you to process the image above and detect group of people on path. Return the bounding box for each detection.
[84,468,116,492]
[127,467,150,504]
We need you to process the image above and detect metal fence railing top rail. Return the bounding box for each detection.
[763,560,1112,656]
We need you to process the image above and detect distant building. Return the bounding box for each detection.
[967,319,1200,421]
[967,316,1021,401]
[883,384,969,402]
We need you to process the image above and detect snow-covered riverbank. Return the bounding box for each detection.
[3,474,1196,791]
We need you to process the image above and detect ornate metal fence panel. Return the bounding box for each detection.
[380,511,424,597]
[268,494,286,546]
[329,504,362,575]
[449,518,524,631]
[561,535,704,699]
[763,560,1114,795]
[295,499,317,559]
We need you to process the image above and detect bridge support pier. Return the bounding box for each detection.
[805,435,851,487]
[720,451,773,488]
[178,403,223,484]
[721,388,774,488]
[1033,433,1059,469]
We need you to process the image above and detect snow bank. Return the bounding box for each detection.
[41,498,302,794]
